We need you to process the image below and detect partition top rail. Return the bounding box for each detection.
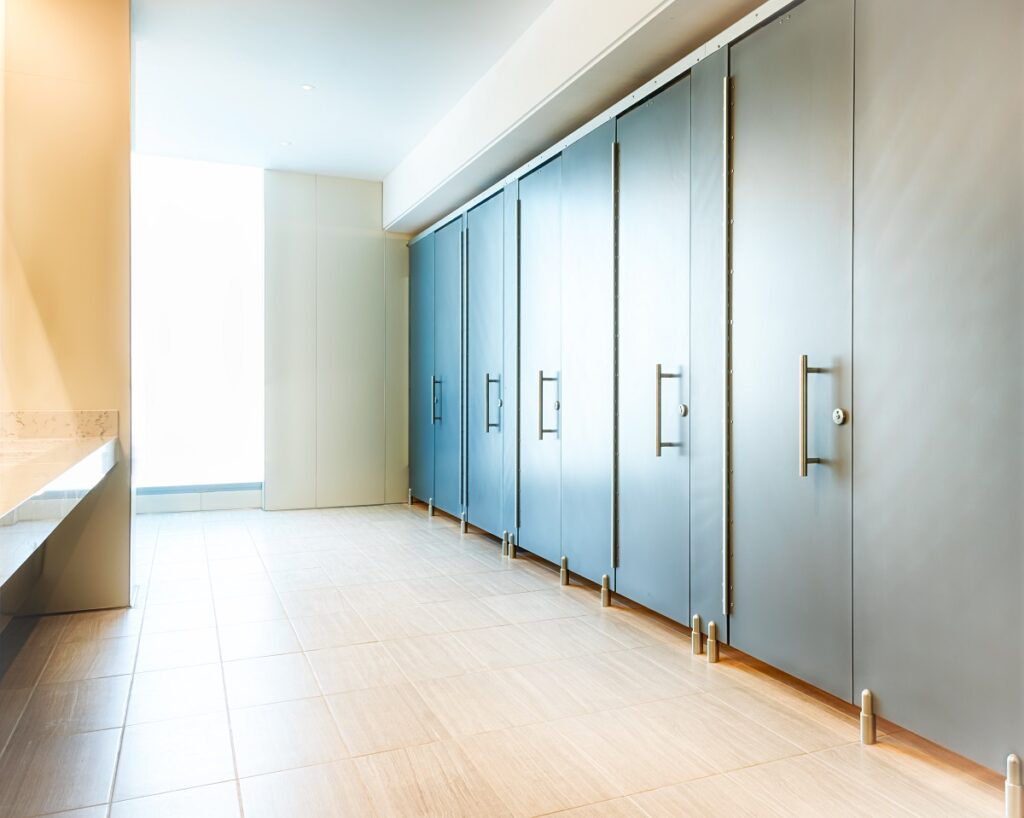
[408,0,795,244]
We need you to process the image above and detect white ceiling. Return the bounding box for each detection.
[131,0,556,180]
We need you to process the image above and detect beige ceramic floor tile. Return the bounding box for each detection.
[230,696,347,778]
[517,616,631,660]
[288,610,375,651]
[60,609,143,643]
[135,628,220,673]
[452,624,548,669]
[460,722,621,817]
[224,652,320,709]
[18,675,130,735]
[207,554,267,577]
[41,637,138,684]
[451,569,549,597]
[421,598,511,632]
[814,740,1003,816]
[355,740,510,818]
[306,643,407,694]
[114,712,235,800]
[142,600,217,635]
[384,632,487,681]
[127,663,225,725]
[277,587,349,619]
[146,578,212,606]
[210,573,277,599]
[726,753,916,817]
[0,727,120,818]
[213,592,287,626]
[358,603,448,641]
[269,566,334,593]
[632,774,788,817]
[110,781,241,818]
[239,760,373,818]
[547,798,651,817]
[633,694,803,773]
[558,705,717,794]
[399,575,478,604]
[37,806,109,818]
[709,684,858,752]
[341,581,419,612]
[218,619,300,661]
[327,683,448,756]
[413,670,543,736]
[480,589,591,624]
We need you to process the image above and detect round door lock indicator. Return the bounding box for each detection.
[554,400,561,411]
[833,408,847,425]
[679,404,689,417]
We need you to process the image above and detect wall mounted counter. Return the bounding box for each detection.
[0,412,119,588]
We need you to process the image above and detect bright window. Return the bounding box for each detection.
[131,155,264,489]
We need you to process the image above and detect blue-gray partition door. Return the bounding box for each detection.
[408,234,435,504]
[517,158,562,564]
[432,217,464,519]
[729,0,854,700]
[466,192,504,537]
[560,121,615,585]
[615,79,691,624]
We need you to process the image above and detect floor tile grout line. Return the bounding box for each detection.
[103,514,172,818]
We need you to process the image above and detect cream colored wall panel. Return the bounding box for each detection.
[1,0,131,613]
[315,177,386,507]
[384,234,410,504]
[264,171,317,511]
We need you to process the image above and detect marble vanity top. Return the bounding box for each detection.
[0,411,118,586]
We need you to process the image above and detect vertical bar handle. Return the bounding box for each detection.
[656,364,683,457]
[799,354,822,476]
[431,376,441,424]
[485,373,500,433]
[538,370,559,439]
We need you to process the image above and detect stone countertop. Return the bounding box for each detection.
[0,411,119,587]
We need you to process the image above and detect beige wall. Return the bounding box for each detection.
[1,0,131,611]
[264,171,408,511]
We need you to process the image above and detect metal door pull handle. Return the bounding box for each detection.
[798,354,823,476]
[656,364,683,457]
[484,373,500,433]
[431,376,441,424]
[538,370,559,439]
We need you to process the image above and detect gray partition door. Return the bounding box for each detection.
[432,217,464,518]
[851,0,1023,772]
[688,48,729,638]
[517,159,562,564]
[408,234,435,504]
[615,80,691,624]
[466,192,504,537]
[729,0,854,699]
[501,182,519,538]
[560,121,615,585]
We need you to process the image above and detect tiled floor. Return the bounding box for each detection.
[0,504,1005,817]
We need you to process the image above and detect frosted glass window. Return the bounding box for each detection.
[131,155,264,488]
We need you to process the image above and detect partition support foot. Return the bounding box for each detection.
[1007,754,1022,818]
[501,531,509,557]
[560,556,569,586]
[707,621,719,663]
[692,614,703,655]
[860,689,877,745]
[600,575,611,607]
[460,512,467,534]
[428,499,434,517]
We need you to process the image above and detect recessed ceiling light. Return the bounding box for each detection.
[301,84,315,91]
[280,140,292,147]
